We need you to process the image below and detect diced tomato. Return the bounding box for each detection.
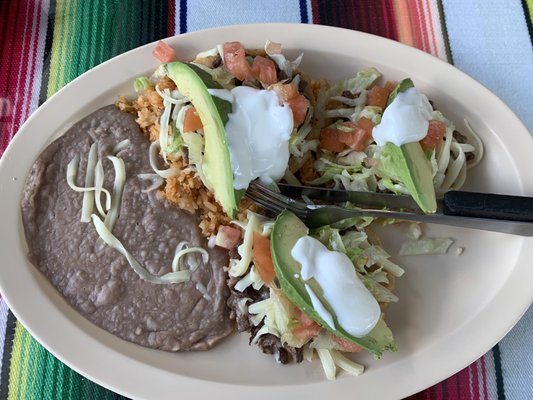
[272,83,299,103]
[384,80,398,92]
[215,225,241,249]
[336,122,371,151]
[252,232,276,285]
[292,307,321,342]
[288,94,310,126]
[183,107,203,133]
[332,335,362,353]
[272,83,309,127]
[223,41,254,81]
[251,56,278,86]
[319,126,346,152]
[420,120,447,150]
[357,116,374,138]
[367,85,392,108]
[152,40,177,63]
[319,119,373,152]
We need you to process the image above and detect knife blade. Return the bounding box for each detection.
[277,183,428,211]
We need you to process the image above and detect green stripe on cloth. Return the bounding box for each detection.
[47,0,168,96]
[3,0,169,398]
[521,0,533,47]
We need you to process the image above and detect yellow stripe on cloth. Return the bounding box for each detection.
[48,0,75,97]
[7,322,32,400]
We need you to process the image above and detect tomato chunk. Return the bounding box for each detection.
[332,335,362,352]
[319,126,346,152]
[215,226,241,249]
[337,123,370,152]
[356,116,374,138]
[319,119,373,152]
[183,107,203,133]
[223,41,253,81]
[252,232,276,285]
[384,80,398,92]
[367,85,392,108]
[251,56,278,86]
[152,40,177,63]
[271,83,309,126]
[272,83,299,103]
[420,120,447,149]
[288,94,310,127]
[292,307,322,342]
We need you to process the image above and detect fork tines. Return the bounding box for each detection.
[246,180,308,219]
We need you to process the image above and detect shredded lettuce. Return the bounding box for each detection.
[310,226,346,253]
[358,105,383,125]
[248,288,309,348]
[264,40,303,80]
[133,76,151,92]
[322,67,381,100]
[399,238,454,256]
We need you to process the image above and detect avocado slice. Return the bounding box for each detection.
[163,62,239,217]
[271,210,396,358]
[378,78,437,213]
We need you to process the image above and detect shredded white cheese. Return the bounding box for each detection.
[95,156,126,251]
[91,214,191,284]
[66,155,111,220]
[149,141,179,178]
[137,173,164,193]
[81,143,99,222]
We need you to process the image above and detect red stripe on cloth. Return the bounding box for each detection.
[481,355,489,400]
[0,0,42,155]
[311,0,399,40]
[18,0,42,132]
[0,0,23,155]
[471,359,481,400]
[380,0,399,40]
[407,0,426,52]
[423,0,439,56]
[311,0,320,24]
[167,0,176,37]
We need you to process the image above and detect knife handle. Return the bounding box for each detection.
[443,191,533,222]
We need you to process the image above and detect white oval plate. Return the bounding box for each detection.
[0,24,532,400]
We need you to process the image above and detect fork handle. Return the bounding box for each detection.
[443,191,533,222]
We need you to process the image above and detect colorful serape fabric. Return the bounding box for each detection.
[0,1,532,399]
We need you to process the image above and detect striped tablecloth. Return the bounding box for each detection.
[1,1,532,399]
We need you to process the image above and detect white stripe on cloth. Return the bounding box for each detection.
[498,305,533,399]
[483,347,500,400]
[443,0,533,131]
[174,0,309,34]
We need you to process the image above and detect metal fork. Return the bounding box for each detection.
[245,181,533,236]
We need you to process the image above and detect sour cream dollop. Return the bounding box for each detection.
[372,87,433,147]
[209,87,293,190]
[291,236,381,337]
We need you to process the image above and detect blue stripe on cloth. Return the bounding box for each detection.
[299,0,308,23]
[498,305,533,399]
[184,0,305,32]
[179,0,187,33]
[443,0,533,132]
